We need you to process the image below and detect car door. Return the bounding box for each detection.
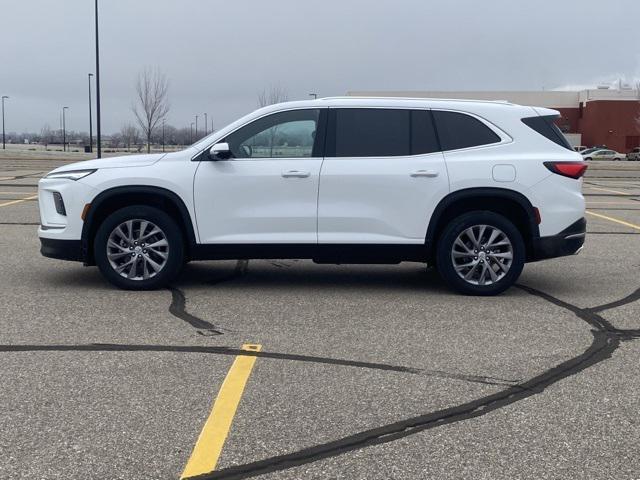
[193,108,326,244]
[317,108,449,244]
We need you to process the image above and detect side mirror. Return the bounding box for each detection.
[208,142,231,160]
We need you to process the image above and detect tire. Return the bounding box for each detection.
[94,205,184,290]
[435,211,525,296]
[584,157,592,161]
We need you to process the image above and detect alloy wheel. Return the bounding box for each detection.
[106,219,169,280]
[451,224,513,286]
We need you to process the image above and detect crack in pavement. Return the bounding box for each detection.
[0,222,40,225]
[0,343,524,387]
[166,260,250,336]
[0,343,422,375]
[167,286,224,336]
[0,183,39,188]
[182,283,640,480]
[587,287,640,313]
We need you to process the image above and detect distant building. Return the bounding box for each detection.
[347,88,640,153]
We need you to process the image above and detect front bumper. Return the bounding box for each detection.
[40,238,84,262]
[530,217,586,261]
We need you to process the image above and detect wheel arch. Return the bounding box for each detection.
[81,186,197,265]
[425,188,540,261]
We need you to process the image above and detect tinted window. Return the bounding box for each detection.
[411,110,440,154]
[225,109,320,158]
[433,111,501,151]
[332,109,439,157]
[335,109,410,157]
[521,115,573,151]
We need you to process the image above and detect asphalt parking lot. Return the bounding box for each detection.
[1,155,639,480]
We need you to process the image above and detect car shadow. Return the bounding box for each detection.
[173,260,453,295]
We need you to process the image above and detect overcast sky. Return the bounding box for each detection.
[1,0,639,134]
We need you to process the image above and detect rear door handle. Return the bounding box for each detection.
[282,170,311,178]
[410,170,439,178]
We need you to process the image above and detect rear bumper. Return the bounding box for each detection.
[530,217,586,261]
[40,237,84,262]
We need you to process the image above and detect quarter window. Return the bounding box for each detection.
[225,109,320,158]
[521,115,573,151]
[434,111,501,151]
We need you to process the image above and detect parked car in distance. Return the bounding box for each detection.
[580,146,607,157]
[627,147,640,161]
[38,97,587,296]
[583,149,626,161]
[573,145,587,152]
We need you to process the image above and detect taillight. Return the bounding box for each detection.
[543,161,588,179]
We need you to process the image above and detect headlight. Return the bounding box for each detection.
[45,169,97,181]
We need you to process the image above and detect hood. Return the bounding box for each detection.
[48,153,166,174]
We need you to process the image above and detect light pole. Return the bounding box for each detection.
[94,0,102,158]
[309,93,318,99]
[162,120,165,153]
[195,115,198,139]
[204,113,207,135]
[88,73,94,153]
[190,122,194,144]
[1,96,8,150]
[62,107,69,152]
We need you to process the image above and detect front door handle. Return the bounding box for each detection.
[410,170,439,178]
[282,170,311,178]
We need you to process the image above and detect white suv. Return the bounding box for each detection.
[38,97,587,295]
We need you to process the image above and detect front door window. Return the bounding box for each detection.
[225,109,320,159]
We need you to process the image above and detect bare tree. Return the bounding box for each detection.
[132,67,170,153]
[120,123,139,151]
[257,84,289,108]
[256,85,289,155]
[40,124,54,149]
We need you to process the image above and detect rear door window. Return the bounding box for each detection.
[334,108,410,157]
[410,110,440,155]
[330,108,440,157]
[433,111,501,151]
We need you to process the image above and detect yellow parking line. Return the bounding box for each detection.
[586,210,640,231]
[0,194,38,208]
[586,186,632,196]
[181,343,262,479]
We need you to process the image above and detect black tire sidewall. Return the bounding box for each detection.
[436,211,525,296]
[94,205,184,290]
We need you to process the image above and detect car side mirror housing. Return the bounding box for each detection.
[208,142,231,160]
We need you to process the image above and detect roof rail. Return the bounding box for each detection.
[323,96,514,105]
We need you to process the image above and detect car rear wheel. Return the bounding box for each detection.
[584,157,592,161]
[436,211,525,296]
[94,205,184,290]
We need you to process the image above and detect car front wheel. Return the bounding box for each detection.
[436,211,525,296]
[94,205,184,290]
